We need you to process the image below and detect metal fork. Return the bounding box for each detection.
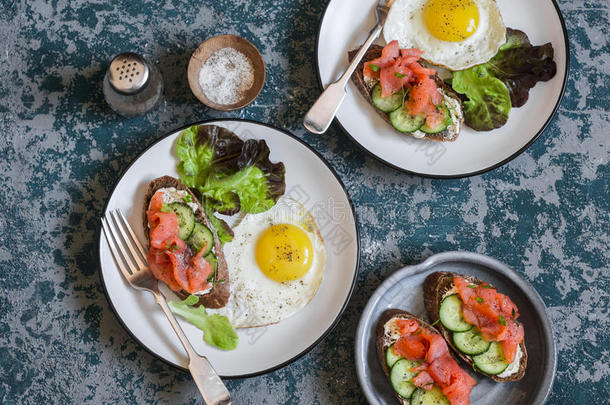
[101,209,231,405]
[303,0,395,134]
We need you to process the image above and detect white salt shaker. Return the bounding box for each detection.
[103,52,163,117]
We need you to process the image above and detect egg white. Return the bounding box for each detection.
[383,0,506,71]
[207,198,327,328]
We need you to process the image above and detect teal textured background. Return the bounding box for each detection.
[0,0,608,403]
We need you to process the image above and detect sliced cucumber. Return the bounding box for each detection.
[390,359,419,399]
[411,386,450,405]
[167,202,195,241]
[472,341,509,375]
[439,294,472,332]
[386,344,402,368]
[371,83,404,112]
[389,107,425,133]
[188,222,214,255]
[205,252,218,282]
[420,104,452,134]
[453,329,491,355]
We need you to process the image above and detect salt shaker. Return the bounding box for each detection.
[103,52,163,117]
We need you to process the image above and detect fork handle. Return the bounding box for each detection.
[303,23,383,134]
[153,291,231,405]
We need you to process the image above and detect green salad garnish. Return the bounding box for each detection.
[451,28,557,131]
[175,125,286,243]
[169,295,238,351]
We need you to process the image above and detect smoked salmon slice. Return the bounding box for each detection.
[394,335,428,361]
[365,41,444,126]
[392,318,475,405]
[146,191,213,295]
[395,318,419,335]
[454,276,524,363]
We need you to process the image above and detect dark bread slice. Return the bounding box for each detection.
[143,175,229,308]
[376,309,458,404]
[348,45,462,142]
[423,272,527,382]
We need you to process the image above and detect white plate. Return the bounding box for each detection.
[98,119,359,377]
[316,0,569,177]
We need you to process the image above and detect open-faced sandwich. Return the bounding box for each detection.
[143,175,230,308]
[424,272,527,381]
[377,309,476,404]
[349,41,463,142]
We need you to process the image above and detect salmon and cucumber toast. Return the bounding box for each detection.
[377,309,476,405]
[348,40,463,142]
[143,175,230,308]
[424,272,527,381]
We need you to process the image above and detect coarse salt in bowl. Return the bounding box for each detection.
[188,35,266,111]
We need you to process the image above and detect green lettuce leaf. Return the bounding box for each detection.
[175,125,286,216]
[451,28,557,130]
[168,295,238,351]
[200,139,285,214]
[203,199,234,244]
[452,66,512,131]
[176,125,213,188]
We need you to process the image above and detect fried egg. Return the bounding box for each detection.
[383,0,506,71]
[207,198,326,328]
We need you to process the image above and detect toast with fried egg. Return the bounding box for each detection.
[143,176,229,308]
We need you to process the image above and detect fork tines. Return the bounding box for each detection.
[101,209,148,280]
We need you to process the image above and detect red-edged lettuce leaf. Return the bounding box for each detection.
[487,28,557,107]
[451,28,557,130]
[176,124,286,217]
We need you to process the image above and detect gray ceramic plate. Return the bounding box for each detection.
[355,251,556,405]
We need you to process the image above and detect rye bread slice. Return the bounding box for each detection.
[376,309,460,404]
[348,45,462,142]
[423,272,527,382]
[143,175,229,308]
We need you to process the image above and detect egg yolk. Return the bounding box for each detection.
[255,224,313,282]
[423,0,479,42]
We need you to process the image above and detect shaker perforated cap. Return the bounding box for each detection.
[108,52,150,95]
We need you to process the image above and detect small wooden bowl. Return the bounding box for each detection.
[187,35,265,111]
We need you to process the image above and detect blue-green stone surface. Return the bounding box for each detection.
[0,0,608,403]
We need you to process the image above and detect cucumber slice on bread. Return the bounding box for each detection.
[166,202,195,241]
[386,344,402,368]
[371,83,404,113]
[472,341,509,375]
[439,294,472,332]
[205,252,218,282]
[419,104,452,134]
[452,329,491,355]
[390,359,419,399]
[389,107,425,133]
[188,222,214,255]
[411,386,450,405]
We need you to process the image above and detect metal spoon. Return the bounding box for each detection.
[303,0,395,134]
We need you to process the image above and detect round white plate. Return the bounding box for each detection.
[316,0,569,177]
[98,119,359,377]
